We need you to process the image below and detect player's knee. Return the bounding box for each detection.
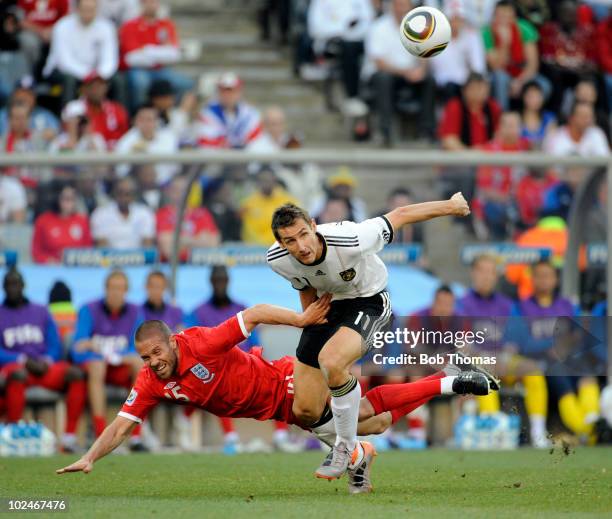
[65,365,85,383]
[86,361,106,382]
[292,402,322,425]
[317,350,345,379]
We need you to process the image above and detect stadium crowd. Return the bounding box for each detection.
[0,0,611,451]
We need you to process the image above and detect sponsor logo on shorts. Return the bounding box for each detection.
[339,268,356,282]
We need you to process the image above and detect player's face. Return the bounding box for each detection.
[432,292,455,317]
[137,337,178,379]
[106,275,128,311]
[532,265,557,296]
[3,273,24,303]
[471,259,498,296]
[277,218,321,265]
[146,275,166,306]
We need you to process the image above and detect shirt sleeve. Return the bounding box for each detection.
[267,258,309,291]
[138,206,156,241]
[519,19,538,44]
[180,314,249,357]
[71,305,100,364]
[355,216,394,256]
[118,371,159,423]
[89,208,106,241]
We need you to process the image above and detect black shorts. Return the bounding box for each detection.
[296,291,393,369]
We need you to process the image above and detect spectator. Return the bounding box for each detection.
[513,0,550,28]
[90,177,155,249]
[316,196,351,224]
[119,0,193,111]
[515,167,558,228]
[0,5,29,104]
[482,0,548,111]
[31,182,92,263]
[247,105,324,208]
[115,103,179,184]
[62,74,130,150]
[98,0,140,27]
[48,280,77,348]
[539,0,597,114]
[0,268,86,452]
[544,102,610,157]
[148,80,198,146]
[561,79,610,141]
[258,0,290,44]
[474,112,529,239]
[0,76,60,139]
[202,177,242,243]
[310,167,368,223]
[196,72,262,149]
[376,188,423,244]
[43,0,118,106]
[430,0,486,100]
[71,270,145,449]
[424,0,496,29]
[412,284,456,319]
[17,0,69,70]
[520,80,556,149]
[132,164,161,209]
[141,270,184,331]
[240,167,299,245]
[362,0,436,145]
[0,171,27,223]
[541,165,589,221]
[307,0,374,107]
[1,101,45,152]
[438,72,502,151]
[50,100,107,153]
[597,13,612,112]
[74,168,110,215]
[156,175,220,262]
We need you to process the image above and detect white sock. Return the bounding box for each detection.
[273,428,289,442]
[224,431,239,443]
[330,377,361,453]
[312,417,337,447]
[61,433,76,446]
[441,376,457,395]
[530,415,546,440]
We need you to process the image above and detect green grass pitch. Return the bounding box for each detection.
[1,448,612,518]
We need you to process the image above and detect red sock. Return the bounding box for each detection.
[93,415,106,437]
[391,397,431,424]
[131,424,141,437]
[6,379,26,422]
[365,378,442,416]
[274,421,288,431]
[64,380,86,434]
[218,417,234,435]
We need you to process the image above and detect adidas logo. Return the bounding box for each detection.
[315,270,326,276]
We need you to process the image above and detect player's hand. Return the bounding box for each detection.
[449,192,470,217]
[298,293,332,327]
[74,339,94,352]
[56,458,93,475]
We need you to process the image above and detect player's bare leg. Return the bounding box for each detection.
[315,326,364,480]
[291,359,329,425]
[85,360,108,437]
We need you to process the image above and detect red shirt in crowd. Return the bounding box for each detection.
[119,16,179,69]
[85,100,129,150]
[438,98,502,148]
[516,171,558,227]
[18,0,69,28]
[156,205,219,261]
[539,22,597,70]
[597,17,612,74]
[32,211,93,264]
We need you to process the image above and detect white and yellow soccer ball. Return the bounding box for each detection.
[399,6,452,59]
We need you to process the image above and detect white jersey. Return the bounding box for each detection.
[267,216,394,301]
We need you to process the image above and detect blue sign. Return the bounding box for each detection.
[62,248,158,267]
[190,244,422,266]
[0,250,18,267]
[460,244,552,265]
[586,243,607,267]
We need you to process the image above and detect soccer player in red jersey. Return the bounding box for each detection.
[57,299,490,494]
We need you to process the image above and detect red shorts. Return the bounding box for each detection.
[268,355,299,426]
[1,360,73,391]
[82,362,134,388]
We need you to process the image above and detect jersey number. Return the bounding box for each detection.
[164,385,190,402]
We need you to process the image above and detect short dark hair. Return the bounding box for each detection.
[569,100,593,118]
[134,320,172,344]
[105,269,128,288]
[146,270,167,284]
[389,187,413,199]
[271,204,312,241]
[435,284,453,296]
[532,260,557,274]
[495,0,514,10]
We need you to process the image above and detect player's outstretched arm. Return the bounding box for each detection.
[56,416,137,475]
[242,293,332,333]
[385,192,470,231]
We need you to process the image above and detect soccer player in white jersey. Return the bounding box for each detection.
[267,193,473,480]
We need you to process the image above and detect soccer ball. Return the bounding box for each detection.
[399,6,452,59]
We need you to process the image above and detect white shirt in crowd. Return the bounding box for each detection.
[97,0,141,26]
[544,126,610,157]
[0,176,27,223]
[424,0,496,28]
[308,0,374,52]
[362,12,419,79]
[90,202,155,249]
[430,25,486,87]
[114,127,179,184]
[43,14,118,80]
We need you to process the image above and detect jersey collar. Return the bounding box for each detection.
[174,335,195,376]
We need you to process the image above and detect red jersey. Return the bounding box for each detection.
[18,0,69,28]
[32,211,93,264]
[86,100,129,150]
[119,16,178,69]
[118,315,297,425]
[438,98,502,148]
